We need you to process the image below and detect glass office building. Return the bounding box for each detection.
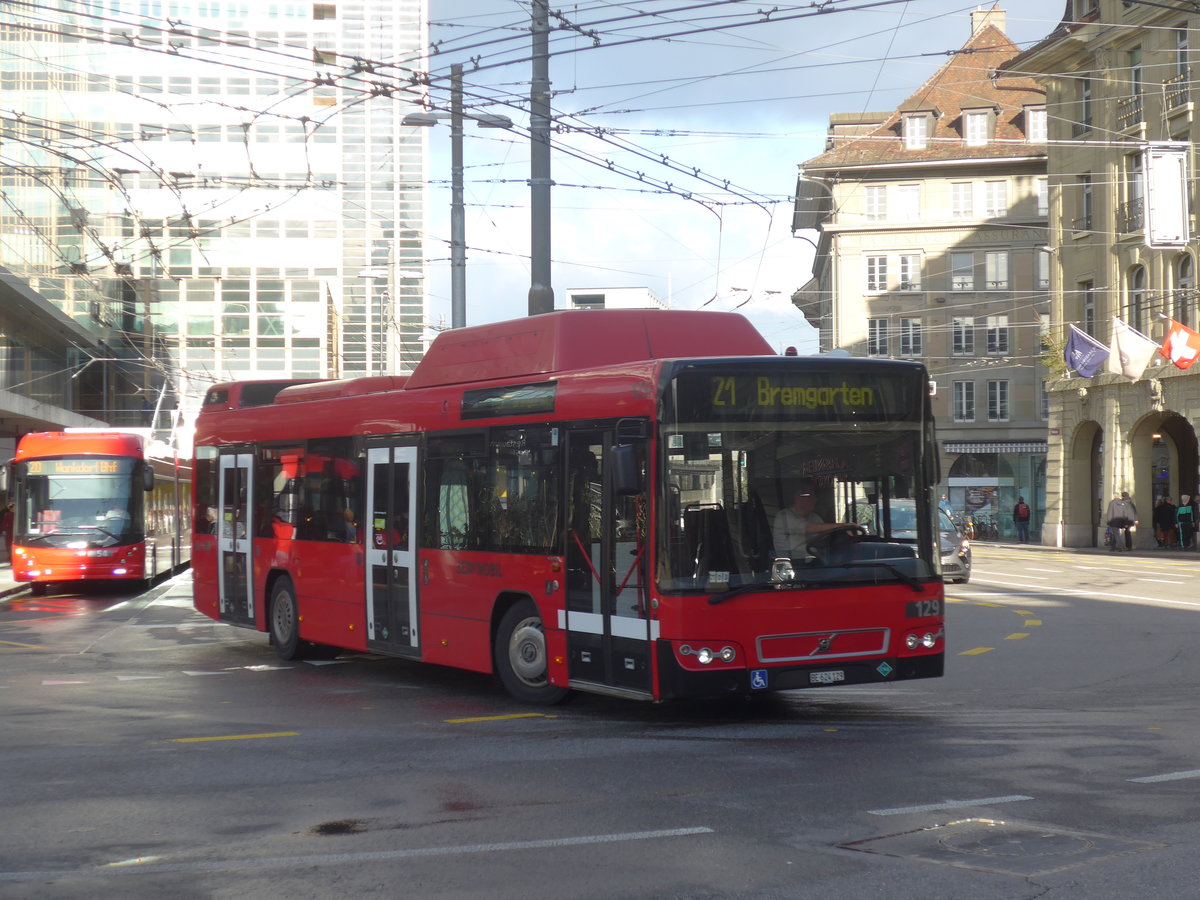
[0,1,428,426]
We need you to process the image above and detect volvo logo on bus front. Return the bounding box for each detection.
[814,634,836,654]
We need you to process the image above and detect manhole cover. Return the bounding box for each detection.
[841,818,1164,876]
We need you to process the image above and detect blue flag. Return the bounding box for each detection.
[1064,324,1108,377]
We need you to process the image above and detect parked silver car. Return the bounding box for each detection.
[856,500,971,584]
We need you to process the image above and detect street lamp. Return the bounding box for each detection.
[403,63,513,329]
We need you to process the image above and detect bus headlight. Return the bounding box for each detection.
[696,647,713,665]
[905,629,944,650]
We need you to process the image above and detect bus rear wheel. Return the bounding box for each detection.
[494,600,569,705]
[269,577,302,660]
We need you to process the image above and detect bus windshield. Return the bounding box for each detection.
[14,457,142,548]
[658,363,938,592]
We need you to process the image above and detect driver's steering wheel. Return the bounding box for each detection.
[805,523,866,564]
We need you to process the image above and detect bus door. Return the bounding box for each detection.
[565,425,652,696]
[365,444,420,656]
[217,451,254,625]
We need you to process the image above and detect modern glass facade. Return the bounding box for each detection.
[0,1,427,424]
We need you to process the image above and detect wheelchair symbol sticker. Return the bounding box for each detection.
[750,669,768,690]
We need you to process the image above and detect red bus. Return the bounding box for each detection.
[9,429,191,594]
[192,310,944,703]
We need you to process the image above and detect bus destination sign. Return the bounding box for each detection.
[26,458,124,476]
[670,366,920,423]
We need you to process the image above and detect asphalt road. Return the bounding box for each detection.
[2,544,1199,899]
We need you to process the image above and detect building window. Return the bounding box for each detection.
[1127,265,1147,333]
[1174,254,1194,327]
[896,183,920,221]
[865,185,887,221]
[986,315,1009,354]
[1038,248,1051,291]
[1081,280,1096,335]
[904,113,930,150]
[899,318,923,356]
[868,318,889,356]
[984,251,1009,289]
[953,381,975,422]
[984,180,1008,217]
[1177,25,1190,78]
[1129,47,1142,96]
[898,253,922,291]
[1036,177,1048,216]
[987,380,1010,422]
[1040,380,1050,421]
[1077,174,1093,232]
[951,181,973,217]
[866,255,888,292]
[1026,106,1047,142]
[951,252,974,291]
[1075,78,1091,134]
[952,317,975,355]
[1120,152,1144,232]
[964,110,990,146]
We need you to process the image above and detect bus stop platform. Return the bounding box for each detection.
[0,563,25,600]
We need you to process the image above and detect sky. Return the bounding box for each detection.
[416,0,1060,353]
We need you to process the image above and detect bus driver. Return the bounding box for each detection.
[772,480,861,560]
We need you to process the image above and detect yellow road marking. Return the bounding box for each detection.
[0,638,47,650]
[1024,619,1042,627]
[167,732,299,743]
[1005,633,1030,640]
[975,601,1004,608]
[445,713,550,724]
[959,647,993,655]
[1014,610,1035,616]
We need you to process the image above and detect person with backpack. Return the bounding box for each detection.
[1154,495,1177,548]
[1012,496,1031,543]
[1105,491,1137,551]
[1176,494,1196,550]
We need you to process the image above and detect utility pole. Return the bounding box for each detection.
[528,0,554,316]
[450,64,467,328]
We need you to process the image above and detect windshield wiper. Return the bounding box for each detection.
[838,561,925,592]
[708,578,800,605]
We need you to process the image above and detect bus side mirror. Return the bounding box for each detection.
[612,444,641,496]
[144,465,155,492]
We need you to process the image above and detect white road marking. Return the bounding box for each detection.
[0,827,715,882]
[1128,769,1200,784]
[958,579,1200,609]
[868,795,1033,816]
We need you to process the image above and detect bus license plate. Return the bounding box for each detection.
[810,670,845,685]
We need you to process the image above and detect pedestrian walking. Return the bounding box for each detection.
[0,500,12,564]
[1154,495,1177,548]
[1177,494,1196,550]
[1105,491,1137,551]
[1012,496,1031,543]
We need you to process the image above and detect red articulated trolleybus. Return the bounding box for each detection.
[9,429,191,594]
[192,309,944,703]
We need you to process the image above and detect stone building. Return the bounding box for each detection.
[793,7,1050,538]
[1007,0,1200,547]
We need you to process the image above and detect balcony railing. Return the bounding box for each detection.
[1116,94,1143,129]
[1164,69,1190,109]
[1117,197,1144,233]
[1071,214,1093,233]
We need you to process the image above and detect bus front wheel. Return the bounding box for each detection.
[494,600,569,705]
[269,577,302,660]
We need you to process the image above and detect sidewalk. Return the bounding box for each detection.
[973,539,1200,559]
[0,563,23,600]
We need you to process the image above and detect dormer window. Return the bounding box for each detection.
[903,113,932,150]
[1025,105,1047,142]
[963,108,992,146]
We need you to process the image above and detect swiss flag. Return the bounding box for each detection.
[1160,319,1200,370]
